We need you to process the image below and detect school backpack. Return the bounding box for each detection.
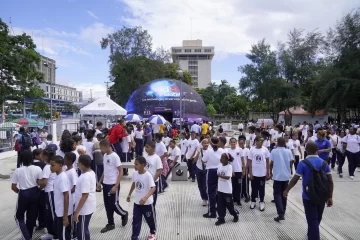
[21,133,33,149]
[34,136,41,145]
[302,159,330,204]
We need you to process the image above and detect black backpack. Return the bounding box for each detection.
[21,133,33,149]
[303,159,330,204]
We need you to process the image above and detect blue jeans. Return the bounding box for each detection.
[303,199,325,240]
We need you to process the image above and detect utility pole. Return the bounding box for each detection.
[104,81,111,97]
[90,89,93,102]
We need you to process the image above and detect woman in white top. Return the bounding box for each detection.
[248,136,270,211]
[194,138,210,206]
[134,124,144,157]
[328,128,338,169]
[342,127,360,180]
[227,137,245,206]
[261,130,271,151]
[336,130,346,178]
[202,137,226,218]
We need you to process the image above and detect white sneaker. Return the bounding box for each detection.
[350,176,354,180]
[357,167,360,172]
[259,202,265,211]
[202,200,208,206]
[40,234,55,240]
[250,202,256,209]
[148,234,157,240]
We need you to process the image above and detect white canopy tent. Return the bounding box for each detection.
[80,97,127,116]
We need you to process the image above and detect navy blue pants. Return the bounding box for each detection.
[346,151,359,177]
[37,190,46,228]
[303,199,325,240]
[56,215,72,240]
[95,164,104,182]
[90,160,96,173]
[135,138,144,157]
[111,142,123,157]
[331,148,337,168]
[337,150,346,174]
[131,203,156,240]
[153,181,159,207]
[241,168,250,199]
[46,191,58,237]
[232,172,242,203]
[121,152,130,175]
[102,184,128,225]
[15,187,39,240]
[187,159,196,180]
[217,191,237,221]
[158,175,168,193]
[273,180,289,217]
[206,169,218,216]
[77,214,92,240]
[196,167,207,201]
[294,155,300,171]
[251,176,265,202]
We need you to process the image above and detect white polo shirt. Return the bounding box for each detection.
[42,164,57,192]
[344,134,360,153]
[240,147,250,166]
[203,148,226,170]
[186,138,200,159]
[135,130,144,139]
[291,139,301,156]
[54,171,73,217]
[145,154,163,182]
[155,141,167,158]
[180,139,188,155]
[196,148,209,170]
[65,168,78,203]
[75,171,96,216]
[103,152,122,185]
[168,146,181,162]
[132,171,155,205]
[11,165,42,190]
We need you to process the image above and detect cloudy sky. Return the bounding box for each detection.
[1,0,358,99]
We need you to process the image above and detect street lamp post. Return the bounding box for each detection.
[177,70,183,132]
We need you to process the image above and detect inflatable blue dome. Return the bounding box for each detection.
[125,79,208,121]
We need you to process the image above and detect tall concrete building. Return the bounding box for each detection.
[171,40,214,88]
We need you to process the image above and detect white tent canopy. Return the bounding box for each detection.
[80,97,127,116]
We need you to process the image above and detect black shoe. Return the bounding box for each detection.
[101,224,115,233]
[215,220,225,226]
[236,201,242,206]
[233,215,239,222]
[245,197,250,203]
[122,213,129,226]
[192,179,195,182]
[271,200,275,203]
[274,216,285,222]
[35,226,45,231]
[203,213,216,218]
[188,176,191,179]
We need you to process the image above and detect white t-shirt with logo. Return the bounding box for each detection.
[121,136,131,153]
[135,130,144,139]
[227,147,243,172]
[168,146,181,161]
[65,168,78,204]
[11,165,42,190]
[162,137,171,147]
[155,141,167,158]
[83,141,94,160]
[42,164,57,192]
[75,171,96,216]
[217,164,233,194]
[132,171,155,205]
[103,152,121,185]
[145,154,163,182]
[285,141,294,150]
[180,139,188,155]
[54,171,73,217]
[248,146,270,177]
[291,139,301,156]
[203,148,226,169]
[186,139,200,159]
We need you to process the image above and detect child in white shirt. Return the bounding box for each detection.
[127,156,156,240]
[216,152,239,226]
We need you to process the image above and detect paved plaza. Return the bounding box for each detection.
[1,156,360,240]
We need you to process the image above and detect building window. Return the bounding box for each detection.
[188,66,198,70]
[189,70,198,76]
[204,48,212,52]
[194,49,201,53]
[184,49,191,53]
[188,60,198,65]
[173,49,182,53]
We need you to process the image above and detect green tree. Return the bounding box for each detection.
[206,104,216,116]
[63,102,80,113]
[32,100,50,119]
[0,19,44,107]
[164,63,193,85]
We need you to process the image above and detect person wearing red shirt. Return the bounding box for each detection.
[108,119,128,157]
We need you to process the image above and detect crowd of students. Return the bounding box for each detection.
[10,118,360,240]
